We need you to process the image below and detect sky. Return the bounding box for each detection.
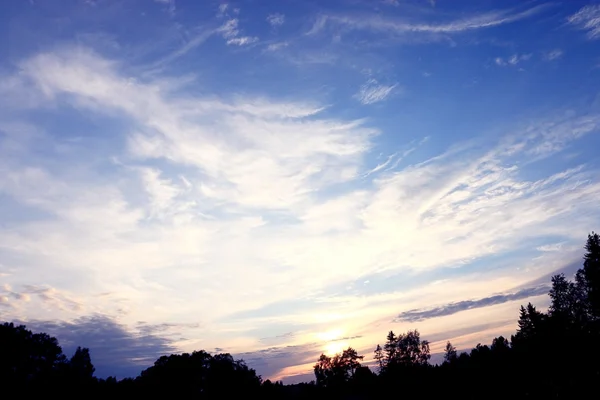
[1,0,600,383]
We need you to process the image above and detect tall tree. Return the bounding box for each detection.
[583,232,600,318]
[373,344,384,372]
[69,346,95,381]
[0,323,67,387]
[549,273,579,322]
[340,347,364,377]
[313,347,364,387]
[516,303,537,337]
[395,330,430,366]
[314,354,334,387]
[490,336,510,354]
[383,331,397,366]
[443,341,457,364]
[512,302,546,351]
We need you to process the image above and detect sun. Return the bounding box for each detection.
[315,329,349,356]
[324,341,348,356]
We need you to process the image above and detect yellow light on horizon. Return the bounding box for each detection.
[324,340,348,356]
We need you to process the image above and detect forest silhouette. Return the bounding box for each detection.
[2,232,599,399]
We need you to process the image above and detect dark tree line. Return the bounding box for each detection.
[1,232,599,399]
[0,323,95,392]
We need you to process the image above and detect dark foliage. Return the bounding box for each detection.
[2,232,600,399]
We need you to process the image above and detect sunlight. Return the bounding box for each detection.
[316,328,343,342]
[324,340,348,356]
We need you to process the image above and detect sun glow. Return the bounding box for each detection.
[316,329,343,342]
[324,340,348,356]
[315,329,349,356]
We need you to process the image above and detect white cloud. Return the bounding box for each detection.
[154,0,175,16]
[149,29,214,69]
[307,5,549,37]
[278,50,337,66]
[265,42,289,52]
[267,13,285,27]
[218,19,258,46]
[496,53,531,67]
[354,79,398,105]
[217,3,228,16]
[218,18,240,39]
[227,36,258,46]
[568,5,600,40]
[139,167,185,219]
[536,243,565,252]
[543,49,563,61]
[509,53,531,64]
[382,0,434,7]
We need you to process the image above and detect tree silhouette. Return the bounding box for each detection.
[137,350,261,397]
[549,273,580,321]
[443,341,457,364]
[373,344,384,372]
[69,346,95,382]
[0,323,67,390]
[516,303,540,337]
[383,330,397,367]
[394,329,430,367]
[583,232,600,318]
[313,347,364,388]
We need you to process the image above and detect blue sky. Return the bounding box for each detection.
[1,0,600,383]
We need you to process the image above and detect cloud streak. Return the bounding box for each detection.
[218,18,258,46]
[308,5,549,37]
[568,5,600,40]
[543,49,563,61]
[154,0,176,16]
[267,13,285,27]
[395,285,550,322]
[495,53,532,67]
[354,79,398,105]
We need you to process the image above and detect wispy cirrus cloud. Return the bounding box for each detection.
[218,18,259,46]
[267,13,285,27]
[568,5,600,40]
[217,3,229,17]
[148,29,215,70]
[495,53,532,66]
[307,4,550,37]
[154,0,176,16]
[536,242,567,252]
[382,0,436,8]
[265,42,289,52]
[543,49,564,61]
[354,79,398,105]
